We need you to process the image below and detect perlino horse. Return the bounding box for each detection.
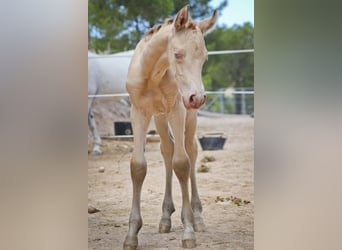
[88,50,133,154]
[124,5,218,249]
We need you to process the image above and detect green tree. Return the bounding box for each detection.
[88,0,126,51]
[203,22,254,90]
[202,23,254,114]
[88,1,254,114]
[88,0,227,53]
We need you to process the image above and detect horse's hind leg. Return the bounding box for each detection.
[155,115,175,233]
[124,105,151,250]
[88,109,102,155]
[185,110,205,232]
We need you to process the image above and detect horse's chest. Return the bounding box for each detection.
[140,89,169,115]
[129,80,179,115]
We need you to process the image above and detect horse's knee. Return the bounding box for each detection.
[88,110,94,123]
[130,159,147,183]
[172,154,190,181]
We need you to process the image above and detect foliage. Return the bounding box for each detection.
[88,0,254,114]
[203,22,254,90]
[88,0,227,52]
[201,22,254,114]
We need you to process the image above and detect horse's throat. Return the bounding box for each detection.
[150,52,169,85]
[141,28,170,86]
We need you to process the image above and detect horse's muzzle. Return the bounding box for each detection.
[183,94,206,109]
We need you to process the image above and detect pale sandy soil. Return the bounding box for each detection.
[88,100,254,250]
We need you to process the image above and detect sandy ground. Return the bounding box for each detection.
[88,101,254,250]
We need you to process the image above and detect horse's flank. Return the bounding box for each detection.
[88,50,133,98]
[88,50,133,155]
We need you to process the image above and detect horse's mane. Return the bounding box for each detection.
[144,17,197,39]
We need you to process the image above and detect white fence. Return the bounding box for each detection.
[88,50,254,114]
[88,49,254,59]
[204,88,254,115]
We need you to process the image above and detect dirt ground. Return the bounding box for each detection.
[88,101,254,250]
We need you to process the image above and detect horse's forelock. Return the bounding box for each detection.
[185,22,197,30]
[165,18,174,25]
[144,18,197,39]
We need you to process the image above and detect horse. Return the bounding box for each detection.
[123,5,218,249]
[88,50,133,155]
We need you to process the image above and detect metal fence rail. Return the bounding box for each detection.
[88,49,254,115]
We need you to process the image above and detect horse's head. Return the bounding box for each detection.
[168,5,218,109]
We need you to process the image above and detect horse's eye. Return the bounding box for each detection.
[174,52,184,60]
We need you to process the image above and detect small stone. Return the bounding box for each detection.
[98,166,105,173]
[88,206,100,214]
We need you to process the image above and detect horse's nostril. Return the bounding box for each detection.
[202,95,207,104]
[189,94,196,104]
[189,94,206,107]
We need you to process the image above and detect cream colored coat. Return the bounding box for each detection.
[124,5,218,249]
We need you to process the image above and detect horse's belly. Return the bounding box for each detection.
[97,59,130,95]
[98,80,126,94]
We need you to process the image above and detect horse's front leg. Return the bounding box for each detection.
[123,105,151,250]
[154,115,175,233]
[168,104,196,248]
[185,110,205,232]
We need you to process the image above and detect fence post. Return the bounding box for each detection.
[219,91,224,113]
[241,88,246,115]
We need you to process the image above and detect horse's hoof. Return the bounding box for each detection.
[159,218,171,233]
[182,238,196,248]
[123,235,138,250]
[91,150,102,155]
[123,245,137,250]
[182,231,196,248]
[159,223,171,233]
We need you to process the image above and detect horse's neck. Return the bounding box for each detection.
[141,26,171,86]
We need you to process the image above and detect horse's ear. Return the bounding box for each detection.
[174,5,189,31]
[198,10,218,34]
